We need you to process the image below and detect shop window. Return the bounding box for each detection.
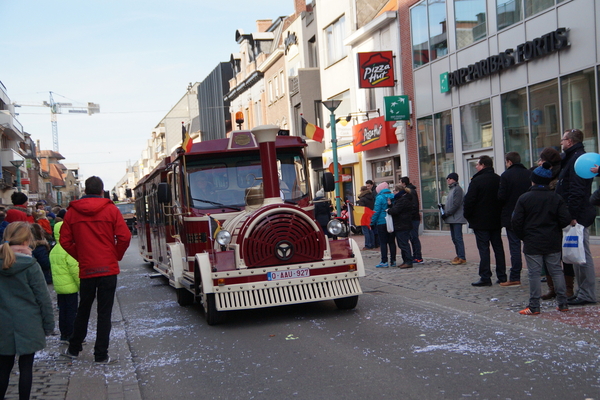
[525,0,554,18]
[501,88,530,165]
[455,0,487,49]
[561,68,598,153]
[529,79,560,162]
[410,0,447,68]
[461,99,492,151]
[417,112,454,231]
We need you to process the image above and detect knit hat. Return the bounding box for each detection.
[376,182,389,193]
[446,172,459,181]
[531,161,553,185]
[57,209,67,219]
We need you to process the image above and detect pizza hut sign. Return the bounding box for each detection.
[358,51,395,88]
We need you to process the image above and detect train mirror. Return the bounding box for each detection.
[322,172,335,192]
[157,182,171,204]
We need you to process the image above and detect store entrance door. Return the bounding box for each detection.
[464,151,494,191]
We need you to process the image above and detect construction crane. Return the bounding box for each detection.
[14,91,100,152]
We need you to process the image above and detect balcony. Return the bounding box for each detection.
[0,149,24,172]
[0,110,24,141]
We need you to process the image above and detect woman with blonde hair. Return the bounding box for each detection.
[0,222,54,400]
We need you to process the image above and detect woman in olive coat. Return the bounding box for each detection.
[0,222,55,400]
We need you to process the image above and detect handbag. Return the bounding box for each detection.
[562,224,586,264]
[385,211,394,233]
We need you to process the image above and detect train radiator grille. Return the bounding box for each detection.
[215,278,361,310]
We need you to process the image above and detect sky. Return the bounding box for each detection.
[1,0,294,190]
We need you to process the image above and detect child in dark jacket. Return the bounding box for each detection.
[31,223,52,284]
[511,162,572,315]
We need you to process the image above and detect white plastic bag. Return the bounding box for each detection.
[562,224,586,264]
[385,211,394,233]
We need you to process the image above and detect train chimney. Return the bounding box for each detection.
[251,125,282,204]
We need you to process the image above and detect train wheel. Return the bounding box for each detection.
[334,295,359,310]
[176,287,194,306]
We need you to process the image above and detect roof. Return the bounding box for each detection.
[39,150,65,160]
[49,163,65,187]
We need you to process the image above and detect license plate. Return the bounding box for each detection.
[267,268,310,281]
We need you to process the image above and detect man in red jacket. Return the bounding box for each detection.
[5,192,34,223]
[60,176,131,363]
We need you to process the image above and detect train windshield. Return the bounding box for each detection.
[187,152,308,209]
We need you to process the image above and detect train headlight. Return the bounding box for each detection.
[327,219,344,236]
[216,230,232,246]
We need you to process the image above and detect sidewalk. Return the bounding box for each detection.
[5,232,599,399]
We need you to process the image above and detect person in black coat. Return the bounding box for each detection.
[512,162,572,314]
[556,129,596,306]
[497,152,532,286]
[313,189,332,237]
[400,177,422,263]
[463,155,507,286]
[387,184,414,269]
[357,186,375,250]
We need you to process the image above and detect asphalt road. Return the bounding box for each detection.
[114,239,600,400]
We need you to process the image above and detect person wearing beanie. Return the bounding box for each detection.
[512,161,572,315]
[443,173,467,265]
[5,192,34,223]
[498,152,532,287]
[371,181,396,268]
[400,176,423,264]
[313,189,332,236]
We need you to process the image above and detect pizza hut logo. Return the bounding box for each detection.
[358,51,395,88]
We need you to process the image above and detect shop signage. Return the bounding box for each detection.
[357,51,395,88]
[442,27,569,92]
[352,116,398,153]
[384,95,410,121]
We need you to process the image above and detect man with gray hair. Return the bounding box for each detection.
[556,129,596,306]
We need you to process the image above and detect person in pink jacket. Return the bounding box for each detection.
[60,176,131,364]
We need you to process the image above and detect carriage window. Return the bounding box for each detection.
[237,161,263,188]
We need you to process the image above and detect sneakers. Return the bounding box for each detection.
[451,258,467,265]
[557,304,569,312]
[375,262,388,268]
[61,349,78,359]
[519,307,540,315]
[499,280,521,287]
[389,261,397,268]
[413,258,424,264]
[95,356,117,365]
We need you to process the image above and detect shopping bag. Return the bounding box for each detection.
[562,224,586,264]
[385,211,394,233]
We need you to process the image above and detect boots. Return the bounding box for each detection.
[565,275,575,299]
[541,274,556,300]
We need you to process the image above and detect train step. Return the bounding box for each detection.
[148,273,163,279]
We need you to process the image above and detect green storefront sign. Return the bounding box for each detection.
[384,95,410,121]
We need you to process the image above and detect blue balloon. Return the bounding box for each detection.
[574,152,600,179]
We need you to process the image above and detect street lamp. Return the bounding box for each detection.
[10,159,24,193]
[321,100,342,216]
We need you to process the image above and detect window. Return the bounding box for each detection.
[417,111,454,230]
[280,71,285,96]
[411,0,447,68]
[325,15,347,66]
[501,88,530,164]
[561,68,597,152]
[455,0,487,49]
[497,0,522,30]
[308,36,318,68]
[529,79,560,160]
[268,80,274,104]
[274,74,279,99]
[461,99,492,150]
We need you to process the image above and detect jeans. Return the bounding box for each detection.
[0,353,34,400]
[571,226,596,302]
[58,292,79,340]
[506,228,523,282]
[69,275,117,362]
[449,223,465,260]
[395,229,412,265]
[409,220,422,259]
[525,252,566,309]
[377,224,396,264]
[474,229,506,282]
[361,225,375,248]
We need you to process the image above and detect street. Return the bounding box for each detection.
[7,236,600,399]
